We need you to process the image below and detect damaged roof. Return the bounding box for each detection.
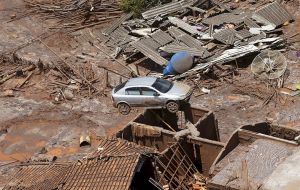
[4,138,157,190]
[142,0,196,19]
[252,1,294,27]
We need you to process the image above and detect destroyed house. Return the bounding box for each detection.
[208,122,300,189]
[4,138,158,190]
[116,106,225,189]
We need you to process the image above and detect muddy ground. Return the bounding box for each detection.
[0,0,300,186]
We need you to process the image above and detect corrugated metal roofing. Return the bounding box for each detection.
[236,33,266,46]
[202,13,246,25]
[104,26,132,49]
[211,0,232,12]
[168,27,203,47]
[244,17,260,28]
[213,29,238,45]
[179,33,204,47]
[142,0,195,19]
[236,29,253,39]
[252,1,293,27]
[169,16,203,36]
[103,13,133,35]
[168,26,186,37]
[131,39,168,66]
[160,44,208,57]
[142,38,161,50]
[150,29,174,46]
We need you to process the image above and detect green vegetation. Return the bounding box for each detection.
[120,0,159,17]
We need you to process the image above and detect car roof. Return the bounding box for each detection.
[125,77,157,87]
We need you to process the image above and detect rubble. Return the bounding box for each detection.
[24,0,123,31]
[97,0,294,85]
[0,0,300,189]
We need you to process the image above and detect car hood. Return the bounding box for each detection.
[167,82,191,97]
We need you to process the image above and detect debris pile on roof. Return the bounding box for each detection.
[99,0,294,81]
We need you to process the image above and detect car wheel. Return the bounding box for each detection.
[118,103,131,115]
[166,101,179,113]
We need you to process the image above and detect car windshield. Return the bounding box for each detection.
[152,78,173,93]
[114,81,127,93]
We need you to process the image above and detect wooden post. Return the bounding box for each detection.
[239,159,249,190]
[119,76,122,85]
[104,69,109,87]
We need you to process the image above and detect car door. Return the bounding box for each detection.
[140,87,162,107]
[124,87,141,106]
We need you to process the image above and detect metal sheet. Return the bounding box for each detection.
[252,2,294,27]
[168,16,203,36]
[168,27,204,47]
[131,39,168,66]
[236,33,266,46]
[142,38,161,50]
[235,29,253,40]
[213,29,238,45]
[202,13,246,25]
[168,26,186,37]
[160,44,208,57]
[244,17,260,28]
[105,26,132,48]
[150,29,174,46]
[103,13,133,35]
[211,0,232,12]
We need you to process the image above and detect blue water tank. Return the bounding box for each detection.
[163,52,193,75]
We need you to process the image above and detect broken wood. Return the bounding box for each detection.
[0,65,35,85]
[38,39,104,96]
[150,110,176,132]
[17,71,34,88]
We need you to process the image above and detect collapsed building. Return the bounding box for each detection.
[1,0,300,190]
[4,138,158,190]
[115,106,300,189]
[4,104,300,189]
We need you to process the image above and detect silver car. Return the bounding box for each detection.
[111,77,192,115]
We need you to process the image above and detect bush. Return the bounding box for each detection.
[120,0,159,17]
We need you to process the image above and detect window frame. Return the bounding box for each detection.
[140,87,158,96]
[125,87,141,95]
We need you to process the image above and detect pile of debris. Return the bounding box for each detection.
[3,138,207,190]
[24,0,123,31]
[100,0,294,80]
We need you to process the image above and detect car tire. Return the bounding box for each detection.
[166,101,179,113]
[118,103,131,115]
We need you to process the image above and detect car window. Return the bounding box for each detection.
[141,87,156,96]
[114,81,127,93]
[152,78,173,93]
[125,87,140,95]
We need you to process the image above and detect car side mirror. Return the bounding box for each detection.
[154,92,160,96]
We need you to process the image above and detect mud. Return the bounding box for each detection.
[0,97,137,162]
[0,0,300,188]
